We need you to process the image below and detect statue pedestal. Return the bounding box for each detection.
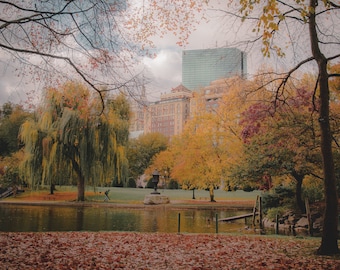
[144,194,170,205]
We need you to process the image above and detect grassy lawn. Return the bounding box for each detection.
[93,187,261,203]
[11,185,261,205]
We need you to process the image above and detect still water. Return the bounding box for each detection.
[0,204,253,234]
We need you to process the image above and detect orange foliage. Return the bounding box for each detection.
[0,232,339,269]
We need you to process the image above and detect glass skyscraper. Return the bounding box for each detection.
[182,47,247,91]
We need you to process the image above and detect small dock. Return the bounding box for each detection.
[218,195,263,230]
[219,213,256,222]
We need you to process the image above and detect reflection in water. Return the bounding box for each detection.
[0,204,252,233]
[76,208,84,231]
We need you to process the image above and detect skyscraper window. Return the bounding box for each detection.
[182,48,247,90]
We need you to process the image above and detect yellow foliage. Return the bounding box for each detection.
[160,77,261,189]
[19,120,39,152]
[39,112,53,131]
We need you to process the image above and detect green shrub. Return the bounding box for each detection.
[274,185,294,198]
[111,177,124,187]
[302,177,324,203]
[266,206,290,221]
[262,192,280,209]
[262,185,295,211]
[127,178,136,188]
[145,178,154,189]
[303,184,323,203]
[0,166,21,188]
[167,179,179,189]
[242,184,255,192]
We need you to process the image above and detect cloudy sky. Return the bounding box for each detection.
[141,16,276,101]
[142,22,250,100]
[0,3,260,106]
[0,2,312,107]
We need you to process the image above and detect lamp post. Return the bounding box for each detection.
[151,169,160,194]
[192,187,196,200]
[163,170,168,192]
[144,169,170,205]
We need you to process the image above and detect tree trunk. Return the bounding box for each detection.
[295,178,305,213]
[309,0,339,255]
[77,175,85,202]
[291,171,305,213]
[71,156,85,202]
[192,188,196,199]
[209,186,216,202]
[50,183,55,195]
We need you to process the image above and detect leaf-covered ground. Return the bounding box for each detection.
[3,191,338,269]
[0,232,339,269]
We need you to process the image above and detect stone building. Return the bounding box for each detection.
[143,85,192,138]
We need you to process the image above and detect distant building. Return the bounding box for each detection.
[190,78,230,117]
[129,100,147,139]
[128,86,148,139]
[182,48,247,91]
[190,77,240,118]
[129,47,248,139]
[143,85,192,138]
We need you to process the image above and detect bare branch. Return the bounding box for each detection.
[0,41,131,113]
[329,1,340,8]
[327,54,340,62]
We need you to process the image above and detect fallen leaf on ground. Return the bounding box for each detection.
[0,232,339,269]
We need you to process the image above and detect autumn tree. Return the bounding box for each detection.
[148,77,259,200]
[208,77,267,190]
[169,109,229,202]
[0,103,31,188]
[0,151,25,188]
[232,84,324,212]
[0,103,31,156]
[19,82,129,201]
[145,148,175,187]
[215,0,340,255]
[127,132,168,182]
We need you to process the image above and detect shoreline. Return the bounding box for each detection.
[0,199,254,210]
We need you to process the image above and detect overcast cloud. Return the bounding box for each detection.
[0,60,27,105]
[0,2,315,107]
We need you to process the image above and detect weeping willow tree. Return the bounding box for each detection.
[19,82,130,201]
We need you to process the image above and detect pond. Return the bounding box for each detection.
[0,204,259,234]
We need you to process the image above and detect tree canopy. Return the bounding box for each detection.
[0,103,31,156]
[233,83,325,212]
[127,132,168,181]
[217,0,340,255]
[19,82,130,201]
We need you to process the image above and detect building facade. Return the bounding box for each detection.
[129,100,147,138]
[143,85,192,138]
[129,47,247,139]
[190,78,230,117]
[128,86,148,139]
[182,47,247,91]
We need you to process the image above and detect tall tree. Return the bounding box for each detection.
[220,0,340,255]
[170,111,228,202]
[0,151,25,188]
[0,103,31,156]
[234,86,324,212]
[19,82,129,201]
[149,77,260,199]
[127,132,168,181]
[146,148,175,187]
